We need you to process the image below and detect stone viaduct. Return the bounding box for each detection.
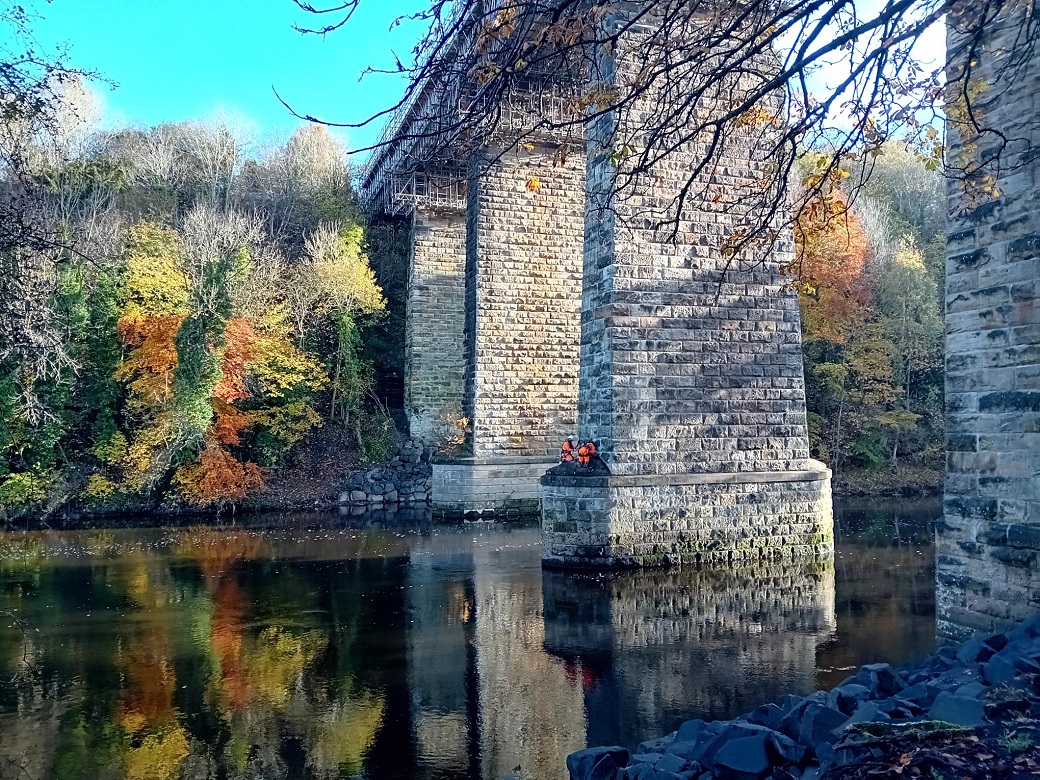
[360,4,834,568]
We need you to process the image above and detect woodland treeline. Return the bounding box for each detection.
[0,81,397,517]
[797,145,945,489]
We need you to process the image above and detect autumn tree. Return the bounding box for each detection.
[795,143,945,476]
[0,12,386,514]
[284,222,388,458]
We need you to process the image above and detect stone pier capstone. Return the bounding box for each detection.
[541,20,832,566]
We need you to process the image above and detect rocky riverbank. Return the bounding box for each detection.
[337,439,434,508]
[568,618,1040,780]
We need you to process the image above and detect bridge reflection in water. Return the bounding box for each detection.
[404,535,837,780]
[542,563,837,749]
[0,503,933,780]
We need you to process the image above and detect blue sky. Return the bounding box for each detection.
[18,1,945,158]
[22,0,421,156]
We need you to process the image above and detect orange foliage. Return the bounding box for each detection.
[173,444,265,506]
[793,192,874,345]
[211,578,252,712]
[115,314,185,407]
[173,527,267,580]
[117,616,179,734]
[214,318,257,403]
[210,400,252,446]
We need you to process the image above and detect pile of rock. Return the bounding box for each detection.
[568,618,1040,780]
[338,440,434,508]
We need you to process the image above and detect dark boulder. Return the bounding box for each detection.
[895,681,934,708]
[833,684,871,715]
[630,753,663,765]
[983,632,1010,652]
[766,730,809,766]
[928,691,987,727]
[956,638,996,665]
[664,741,701,762]
[619,762,654,780]
[654,753,688,774]
[838,700,891,731]
[982,654,1018,686]
[850,663,906,698]
[566,746,630,780]
[746,703,786,730]
[675,719,707,743]
[797,704,848,748]
[712,736,771,780]
[1012,655,1040,675]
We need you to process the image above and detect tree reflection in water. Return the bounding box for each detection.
[0,500,936,780]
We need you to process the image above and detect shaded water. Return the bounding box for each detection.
[0,498,937,780]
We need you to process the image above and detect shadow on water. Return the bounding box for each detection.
[0,497,938,780]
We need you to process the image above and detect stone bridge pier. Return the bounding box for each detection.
[363,13,833,555]
[540,22,832,567]
[398,145,587,516]
[405,207,467,443]
[433,143,587,515]
[937,3,1040,639]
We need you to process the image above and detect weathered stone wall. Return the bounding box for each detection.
[432,456,553,516]
[406,209,468,441]
[463,144,586,459]
[938,5,1040,640]
[543,469,832,567]
[578,48,810,478]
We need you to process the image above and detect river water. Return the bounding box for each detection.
[0,498,937,780]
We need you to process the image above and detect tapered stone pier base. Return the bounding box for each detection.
[432,456,558,518]
[540,461,833,568]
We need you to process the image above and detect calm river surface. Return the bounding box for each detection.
[0,498,937,780]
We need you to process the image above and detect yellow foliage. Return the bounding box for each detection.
[310,225,386,317]
[92,430,129,464]
[123,223,188,320]
[245,626,328,709]
[124,724,190,780]
[249,311,328,398]
[83,474,117,499]
[432,408,471,456]
[121,414,175,491]
[249,399,323,448]
[312,692,386,776]
[735,105,781,129]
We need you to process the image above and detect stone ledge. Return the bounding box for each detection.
[432,456,558,518]
[542,460,831,489]
[435,454,560,467]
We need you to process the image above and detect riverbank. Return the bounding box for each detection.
[5,444,938,525]
[832,465,943,498]
[569,618,1040,780]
